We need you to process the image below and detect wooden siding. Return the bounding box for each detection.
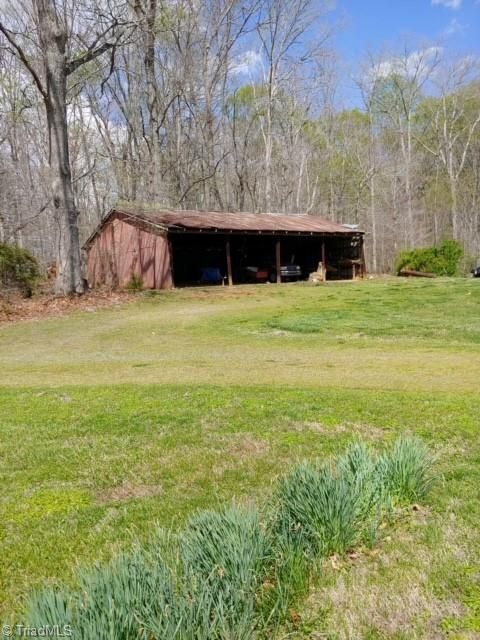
[86,218,173,289]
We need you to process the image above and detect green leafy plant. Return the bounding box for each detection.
[396,239,464,276]
[0,243,40,296]
[126,273,144,291]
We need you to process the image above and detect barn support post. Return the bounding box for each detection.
[226,239,233,286]
[360,239,367,278]
[275,239,281,284]
[168,238,175,287]
[321,240,326,282]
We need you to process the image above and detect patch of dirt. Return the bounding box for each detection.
[209,434,270,478]
[0,288,134,325]
[188,288,258,300]
[224,433,270,457]
[96,482,163,504]
[288,421,387,440]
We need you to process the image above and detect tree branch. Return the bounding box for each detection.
[5,198,52,237]
[177,152,230,205]
[0,22,47,100]
[66,18,136,76]
[66,39,116,76]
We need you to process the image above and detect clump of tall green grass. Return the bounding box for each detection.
[273,441,389,556]
[180,505,270,639]
[23,437,435,639]
[26,588,73,633]
[26,508,267,640]
[273,462,361,556]
[181,505,269,594]
[257,539,311,633]
[337,440,389,546]
[377,435,436,503]
[27,536,185,640]
[272,437,435,559]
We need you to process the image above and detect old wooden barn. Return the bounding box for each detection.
[83,206,365,289]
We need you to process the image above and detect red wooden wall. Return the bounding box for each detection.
[86,218,173,289]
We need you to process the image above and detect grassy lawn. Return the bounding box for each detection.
[1,278,479,637]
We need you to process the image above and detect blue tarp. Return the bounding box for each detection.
[200,267,223,284]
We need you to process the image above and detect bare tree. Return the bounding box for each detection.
[417,57,480,242]
[0,0,130,294]
[2,2,480,283]
[364,45,440,248]
[256,0,332,211]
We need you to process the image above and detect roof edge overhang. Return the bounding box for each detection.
[166,227,364,238]
[83,208,365,250]
[82,209,169,250]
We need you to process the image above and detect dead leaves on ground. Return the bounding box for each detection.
[0,289,134,325]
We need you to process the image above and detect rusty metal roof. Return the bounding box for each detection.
[84,206,363,248]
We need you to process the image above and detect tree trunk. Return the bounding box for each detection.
[36,0,85,295]
[138,0,161,201]
[370,171,377,273]
[265,102,273,211]
[450,175,459,240]
[405,118,414,248]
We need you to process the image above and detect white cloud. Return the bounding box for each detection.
[442,17,468,36]
[230,50,262,76]
[368,47,443,83]
[432,0,462,9]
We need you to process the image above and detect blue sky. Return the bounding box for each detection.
[330,0,480,105]
[333,0,480,58]
[232,0,479,107]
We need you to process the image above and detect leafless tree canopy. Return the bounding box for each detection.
[1,0,479,284]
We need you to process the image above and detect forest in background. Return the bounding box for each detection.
[1,0,479,278]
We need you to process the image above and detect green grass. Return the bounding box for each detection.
[23,438,430,639]
[1,278,480,637]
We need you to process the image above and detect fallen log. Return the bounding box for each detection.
[399,269,436,278]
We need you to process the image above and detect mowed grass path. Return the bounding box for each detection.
[1,278,479,637]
